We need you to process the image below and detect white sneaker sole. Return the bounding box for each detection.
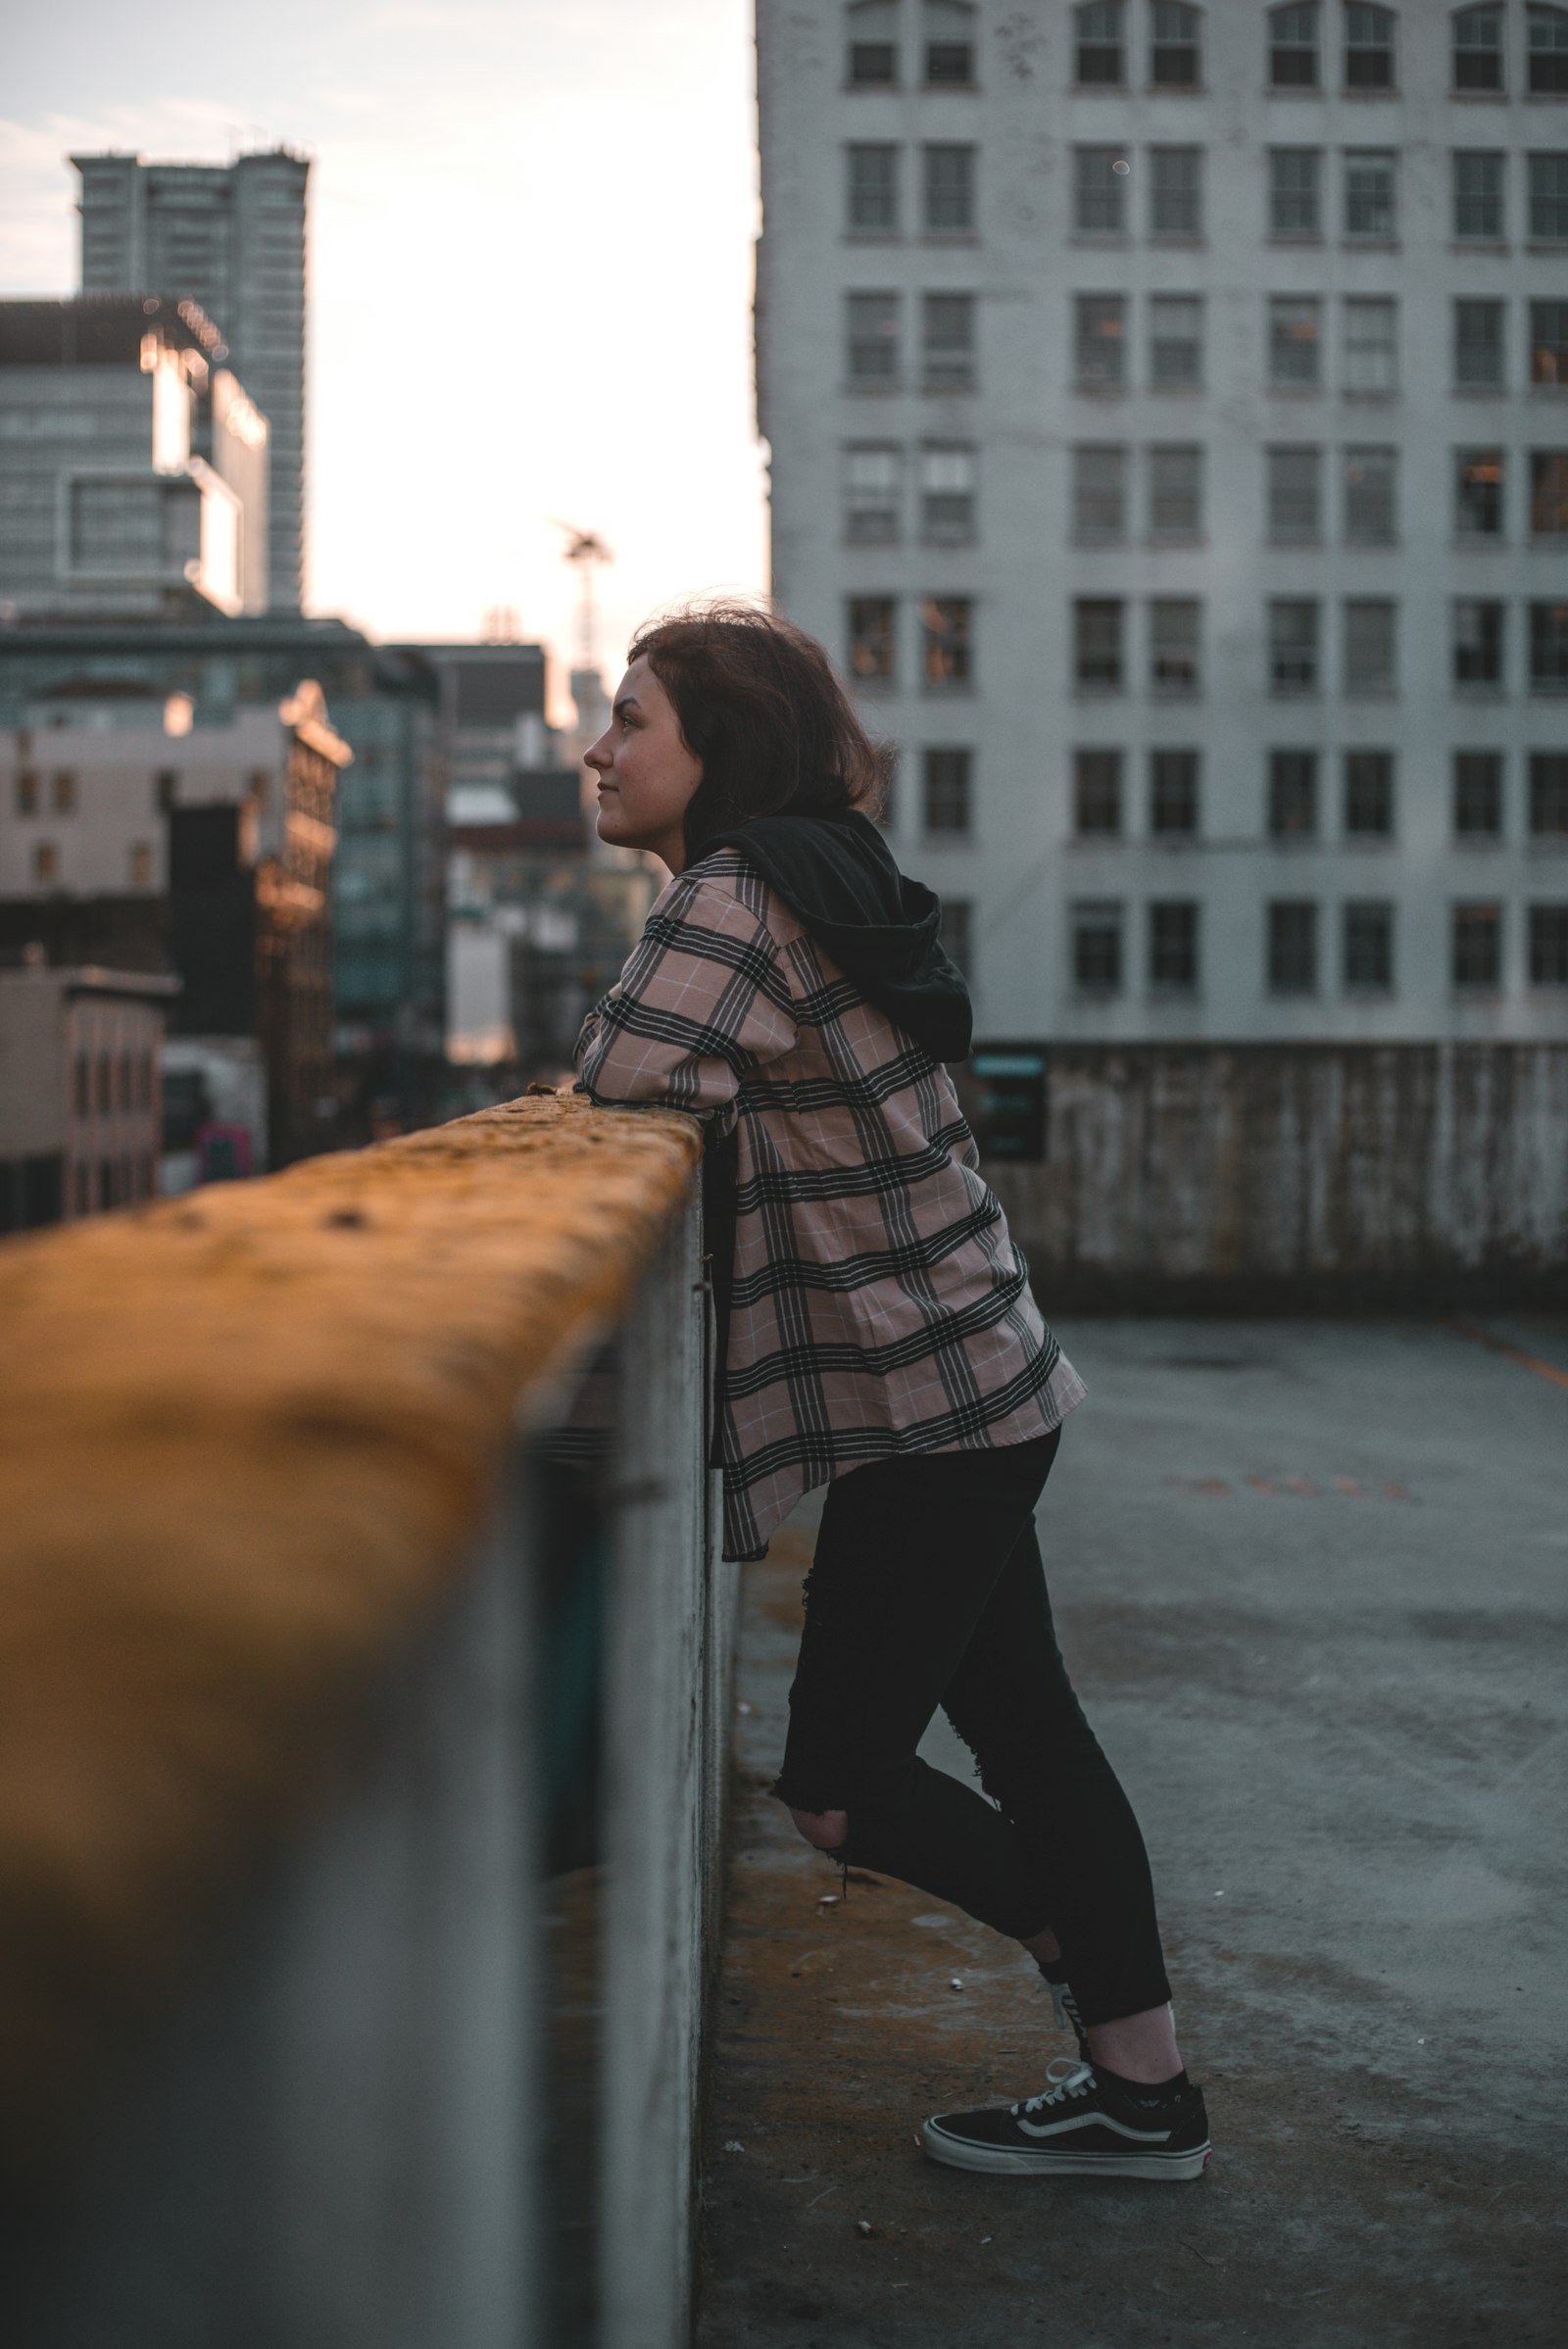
[920,2120,1212,2180]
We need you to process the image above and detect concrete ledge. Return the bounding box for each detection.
[0,1094,701,2147]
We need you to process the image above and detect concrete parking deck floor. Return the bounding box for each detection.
[696,1319,1568,2349]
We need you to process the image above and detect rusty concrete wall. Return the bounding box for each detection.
[988,1045,1568,1311]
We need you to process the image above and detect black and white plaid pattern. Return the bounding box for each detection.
[575,851,1084,1558]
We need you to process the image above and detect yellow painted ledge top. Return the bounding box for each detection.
[0,1092,700,2138]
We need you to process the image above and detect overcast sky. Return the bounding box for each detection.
[0,0,766,706]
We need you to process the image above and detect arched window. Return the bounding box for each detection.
[1453,6,1504,91]
[1529,4,1568,93]
[1152,2,1201,85]
[1075,2,1124,86]
[1345,4,1396,90]
[1268,4,1320,88]
[923,0,975,85]
[847,0,900,87]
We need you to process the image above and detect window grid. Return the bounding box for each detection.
[1455,450,1504,538]
[1268,446,1322,543]
[1453,152,1505,242]
[923,144,975,233]
[1343,446,1397,544]
[1076,1,1125,85]
[1269,4,1319,88]
[1343,297,1398,393]
[920,443,977,543]
[1456,299,1505,390]
[1075,293,1126,388]
[1076,147,1128,234]
[922,293,975,390]
[1345,600,1396,695]
[1269,750,1319,839]
[843,444,902,544]
[1454,6,1504,92]
[1343,902,1394,991]
[1149,901,1200,992]
[1454,599,1506,688]
[920,597,973,689]
[1150,748,1200,837]
[1073,444,1128,541]
[1151,3,1202,86]
[1270,296,1323,389]
[1268,901,1319,996]
[1151,148,1203,238]
[848,595,897,683]
[1530,452,1568,537]
[1151,599,1201,695]
[847,144,900,233]
[1344,4,1396,90]
[1149,445,1202,539]
[1270,149,1322,239]
[1344,153,1396,242]
[1075,600,1125,690]
[1530,154,1568,241]
[1534,302,1568,387]
[847,292,900,386]
[1452,903,1502,988]
[1454,753,1504,840]
[1529,5,1568,95]
[1270,602,1320,693]
[1344,750,1394,837]
[1529,905,1568,986]
[1533,603,1568,692]
[1150,294,1203,388]
[1074,749,1124,836]
[922,747,973,835]
[1529,752,1568,835]
[1073,901,1124,993]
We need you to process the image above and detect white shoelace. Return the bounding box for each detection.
[1012,2057,1096,2119]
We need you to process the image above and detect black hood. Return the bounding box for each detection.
[701,809,972,1062]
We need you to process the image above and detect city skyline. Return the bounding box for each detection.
[0,0,767,701]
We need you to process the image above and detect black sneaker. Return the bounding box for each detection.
[921,2058,1211,2180]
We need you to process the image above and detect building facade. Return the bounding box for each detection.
[756,0,1568,1042]
[0,297,269,619]
[74,150,309,612]
[0,956,175,1227]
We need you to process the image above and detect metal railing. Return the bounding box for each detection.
[0,1097,734,2349]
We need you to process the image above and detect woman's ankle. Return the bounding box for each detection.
[1085,2004,1183,2084]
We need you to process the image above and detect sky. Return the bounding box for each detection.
[0,0,767,709]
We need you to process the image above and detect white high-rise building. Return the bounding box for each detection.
[756,0,1568,1043]
[73,149,310,613]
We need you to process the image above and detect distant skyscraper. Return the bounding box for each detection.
[73,149,309,612]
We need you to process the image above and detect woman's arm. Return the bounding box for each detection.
[574,868,798,1114]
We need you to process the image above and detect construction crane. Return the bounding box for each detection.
[550,522,613,672]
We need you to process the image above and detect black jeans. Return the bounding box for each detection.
[773,1429,1172,2028]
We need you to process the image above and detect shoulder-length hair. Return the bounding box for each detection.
[627,599,888,861]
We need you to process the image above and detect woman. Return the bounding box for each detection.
[574,603,1209,2182]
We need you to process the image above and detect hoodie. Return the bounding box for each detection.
[700,807,973,1064]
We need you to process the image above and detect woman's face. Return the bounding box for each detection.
[585,657,703,872]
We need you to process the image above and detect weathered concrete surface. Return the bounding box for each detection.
[0,1092,700,2149]
[697,1318,1568,2349]
[967,1045,1568,1309]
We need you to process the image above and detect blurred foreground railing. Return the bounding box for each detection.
[0,1095,734,2349]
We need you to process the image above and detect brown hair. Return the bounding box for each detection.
[627,599,888,860]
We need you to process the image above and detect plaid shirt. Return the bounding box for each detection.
[574,850,1084,1558]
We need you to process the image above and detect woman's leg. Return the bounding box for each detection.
[774,1433,1063,1943]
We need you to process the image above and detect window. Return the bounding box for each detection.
[95,1052,111,1114]
[1151,749,1200,836]
[1531,452,1568,535]
[848,1,899,85]
[1345,4,1395,88]
[1456,298,1505,389]
[1149,445,1202,537]
[1268,902,1319,994]
[1073,444,1128,540]
[1344,445,1396,542]
[154,767,178,812]
[1530,752,1568,833]
[849,596,897,681]
[1269,4,1319,86]
[51,769,77,813]
[1151,600,1200,694]
[15,768,39,814]
[1270,297,1323,388]
[1454,152,1505,241]
[939,897,972,978]
[1075,600,1125,689]
[1151,148,1203,237]
[1269,750,1319,837]
[1150,294,1202,387]
[74,1052,89,1118]
[1454,599,1506,686]
[1076,1,1125,83]
[1073,902,1124,992]
[924,144,975,232]
[923,747,972,834]
[1268,446,1322,540]
[1270,149,1322,237]
[1533,602,1568,691]
[1533,302,1568,386]
[924,0,976,83]
[844,444,902,542]
[1345,600,1396,694]
[1152,2,1201,84]
[920,444,976,540]
[920,596,972,687]
[1149,901,1200,991]
[1270,601,1320,691]
[1529,905,1568,984]
[1529,5,1568,93]
[1530,154,1568,240]
[1076,293,1126,388]
[32,842,59,884]
[1343,297,1397,392]
[128,841,154,888]
[1455,753,1503,838]
[1344,749,1394,836]
[1452,903,1501,987]
[1454,6,1504,91]
[1344,901,1394,990]
[1344,152,1396,240]
[847,144,900,231]
[1075,748,1123,834]
[923,292,976,389]
[1076,147,1129,233]
[847,291,901,384]
[1456,450,1504,536]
